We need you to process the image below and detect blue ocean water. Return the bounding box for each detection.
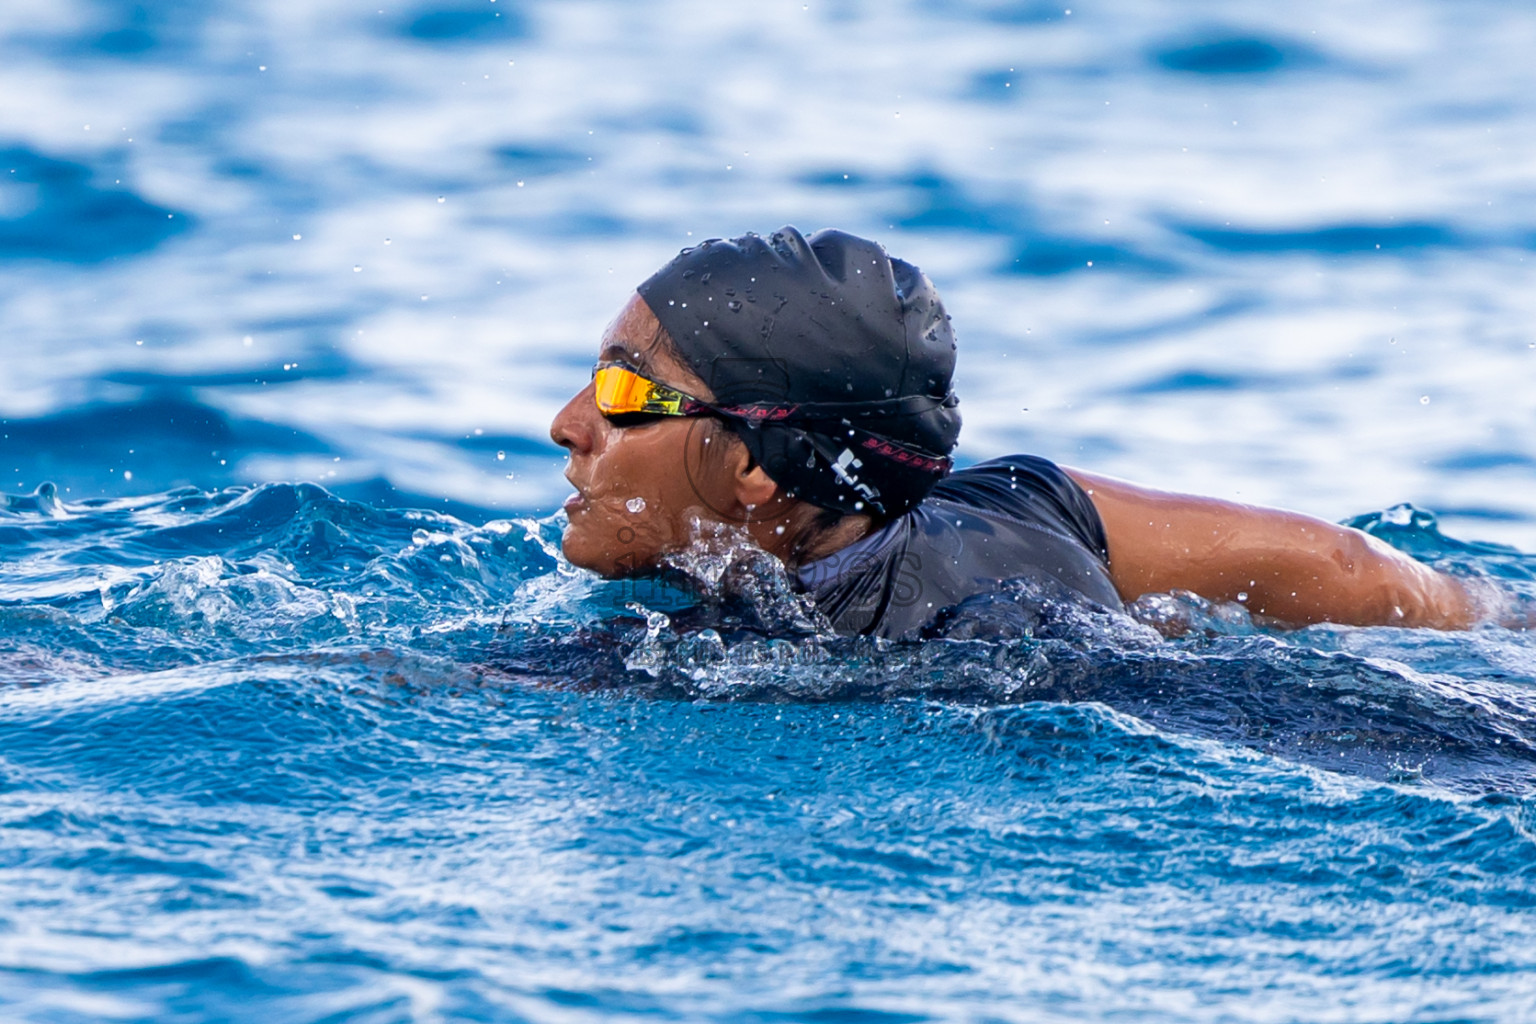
[4,1,1536,1020]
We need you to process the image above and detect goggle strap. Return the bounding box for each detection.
[594,363,952,476]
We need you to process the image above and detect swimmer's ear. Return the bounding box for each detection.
[728,444,782,514]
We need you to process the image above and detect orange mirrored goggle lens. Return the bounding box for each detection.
[592,364,699,418]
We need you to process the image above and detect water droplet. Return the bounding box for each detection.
[727,300,742,312]
[496,451,506,461]
[292,234,302,241]
[353,265,361,273]
[1420,395,1430,405]
[437,195,446,203]
[626,497,647,513]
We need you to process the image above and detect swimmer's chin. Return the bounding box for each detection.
[559,529,656,579]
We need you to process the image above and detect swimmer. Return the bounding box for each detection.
[550,226,1496,637]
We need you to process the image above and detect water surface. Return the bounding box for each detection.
[4,1,1536,1020]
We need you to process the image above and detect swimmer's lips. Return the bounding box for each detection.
[563,471,634,517]
[562,473,590,514]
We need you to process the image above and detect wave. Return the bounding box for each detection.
[3,482,1535,793]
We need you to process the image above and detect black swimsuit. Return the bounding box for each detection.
[795,455,1123,638]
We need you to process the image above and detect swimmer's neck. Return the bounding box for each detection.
[752,505,874,568]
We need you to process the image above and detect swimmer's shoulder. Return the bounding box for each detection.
[928,454,1109,562]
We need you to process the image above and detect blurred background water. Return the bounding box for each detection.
[4,0,1534,535]
[4,1,1536,1021]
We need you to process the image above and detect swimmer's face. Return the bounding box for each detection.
[550,294,746,577]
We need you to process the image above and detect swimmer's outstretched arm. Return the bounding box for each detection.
[1064,468,1486,630]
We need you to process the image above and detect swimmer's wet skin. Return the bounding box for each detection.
[550,226,1499,637]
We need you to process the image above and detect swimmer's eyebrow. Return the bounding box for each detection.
[598,342,654,373]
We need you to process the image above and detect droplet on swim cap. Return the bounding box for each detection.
[637,226,962,516]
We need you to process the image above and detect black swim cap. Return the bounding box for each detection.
[637,226,961,517]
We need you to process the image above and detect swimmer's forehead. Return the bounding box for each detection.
[596,296,711,394]
[598,306,662,370]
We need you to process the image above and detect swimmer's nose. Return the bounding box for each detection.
[550,382,597,454]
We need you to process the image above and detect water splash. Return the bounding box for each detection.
[656,516,829,637]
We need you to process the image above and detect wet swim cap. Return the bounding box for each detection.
[637,226,961,517]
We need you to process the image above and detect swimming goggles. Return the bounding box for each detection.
[590,360,955,475]
[591,362,718,422]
